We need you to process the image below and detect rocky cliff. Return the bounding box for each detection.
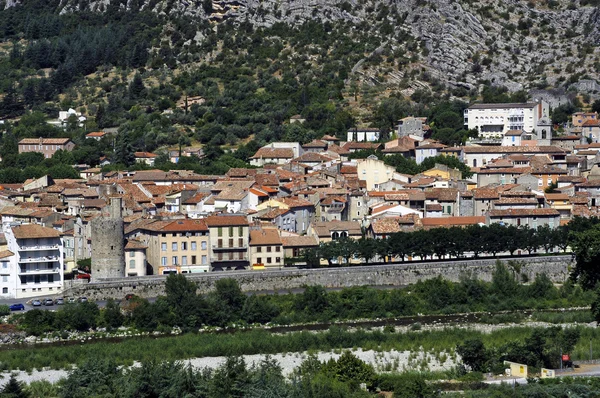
[5,0,600,95]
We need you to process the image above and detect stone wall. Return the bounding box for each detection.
[63,255,573,301]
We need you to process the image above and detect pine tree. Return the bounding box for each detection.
[128,73,145,99]
[1,375,29,398]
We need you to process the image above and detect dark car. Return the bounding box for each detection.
[9,303,25,311]
[79,297,88,303]
[43,299,54,306]
[31,300,42,307]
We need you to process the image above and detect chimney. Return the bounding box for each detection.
[109,197,122,219]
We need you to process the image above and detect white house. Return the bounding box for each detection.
[501,130,524,146]
[415,143,446,164]
[2,224,64,299]
[464,101,549,138]
[347,128,380,142]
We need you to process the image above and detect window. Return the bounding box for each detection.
[181,242,187,251]
[239,226,243,236]
[276,257,281,263]
[257,247,262,253]
[161,257,167,266]
[2,262,6,269]
[130,251,135,258]
[182,256,187,265]
[201,241,207,250]
[201,255,207,264]
[267,246,272,253]
[257,257,262,264]
[172,242,177,251]
[218,239,223,248]
[191,241,197,250]
[2,276,7,282]
[238,238,243,247]
[276,246,280,252]
[229,238,234,247]
[2,288,6,294]
[218,227,222,237]
[192,255,196,264]
[172,256,178,265]
[267,257,272,264]
[229,227,234,237]
[129,260,135,269]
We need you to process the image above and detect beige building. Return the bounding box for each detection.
[205,214,250,271]
[249,228,283,270]
[356,155,399,190]
[133,219,210,274]
[124,239,147,276]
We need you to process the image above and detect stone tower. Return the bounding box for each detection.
[91,197,125,281]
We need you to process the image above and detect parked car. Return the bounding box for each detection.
[76,273,91,280]
[67,297,77,304]
[9,303,25,311]
[43,299,54,306]
[54,298,64,305]
[31,300,42,307]
[79,297,88,303]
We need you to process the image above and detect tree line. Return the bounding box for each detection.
[18,267,591,335]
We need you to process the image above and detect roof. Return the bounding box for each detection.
[488,208,560,217]
[19,138,72,145]
[371,218,402,234]
[204,215,249,227]
[420,216,485,227]
[250,147,295,159]
[134,152,158,158]
[467,102,539,110]
[302,139,328,148]
[504,130,524,136]
[311,221,362,237]
[12,224,61,239]
[582,119,600,127]
[249,229,282,246]
[0,250,14,259]
[463,146,567,154]
[125,239,147,250]
[281,235,319,247]
[86,131,106,138]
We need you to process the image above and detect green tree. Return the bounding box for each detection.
[457,338,488,372]
[322,351,377,390]
[1,375,29,398]
[570,224,600,289]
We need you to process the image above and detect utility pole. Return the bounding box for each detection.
[591,338,593,361]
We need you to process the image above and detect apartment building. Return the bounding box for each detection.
[249,228,283,269]
[2,224,64,299]
[205,215,250,271]
[136,219,209,274]
[464,101,549,138]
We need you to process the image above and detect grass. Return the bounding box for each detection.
[3,325,600,372]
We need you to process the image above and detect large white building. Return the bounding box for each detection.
[464,101,550,139]
[1,224,64,299]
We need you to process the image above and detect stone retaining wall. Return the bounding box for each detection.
[63,255,573,300]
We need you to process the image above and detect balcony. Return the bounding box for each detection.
[211,255,249,263]
[19,244,60,251]
[18,256,59,263]
[212,244,248,251]
[19,267,60,275]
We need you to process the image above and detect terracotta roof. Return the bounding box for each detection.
[86,131,106,138]
[371,218,402,234]
[0,250,14,259]
[488,208,560,217]
[183,192,211,204]
[473,188,500,200]
[582,119,600,127]
[479,167,531,175]
[146,219,208,232]
[281,235,319,247]
[83,199,106,208]
[302,139,328,148]
[226,168,258,178]
[463,146,567,154]
[250,147,295,159]
[12,224,61,239]
[420,216,485,227]
[343,142,382,150]
[255,174,279,187]
[425,204,443,211]
[125,239,147,250]
[19,138,72,145]
[504,130,524,136]
[340,165,358,174]
[544,193,570,201]
[292,152,334,163]
[493,198,538,205]
[204,215,249,227]
[134,151,158,158]
[249,229,282,246]
[311,221,362,237]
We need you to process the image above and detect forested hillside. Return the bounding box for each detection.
[0,0,599,178]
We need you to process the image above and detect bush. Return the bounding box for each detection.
[0,305,10,316]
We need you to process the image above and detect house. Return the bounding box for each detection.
[205,215,250,271]
[572,112,598,127]
[18,138,75,159]
[2,223,64,299]
[422,164,462,181]
[356,155,400,190]
[462,146,568,169]
[249,228,283,270]
[85,131,107,141]
[582,119,600,143]
[464,101,549,138]
[58,108,86,127]
[250,146,296,167]
[308,220,362,243]
[255,197,314,234]
[281,235,318,261]
[486,208,560,229]
[346,127,380,142]
[131,219,210,275]
[302,139,328,153]
[124,239,147,276]
[134,152,158,166]
[502,130,524,146]
[415,142,445,164]
[397,116,426,138]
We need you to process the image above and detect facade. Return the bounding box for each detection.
[2,224,64,299]
[346,128,380,142]
[124,239,147,276]
[356,156,398,190]
[134,152,158,166]
[18,138,75,158]
[464,101,549,138]
[205,215,250,271]
[91,198,126,281]
[249,228,283,269]
[572,112,598,127]
[415,143,445,164]
[397,117,425,138]
[486,208,560,229]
